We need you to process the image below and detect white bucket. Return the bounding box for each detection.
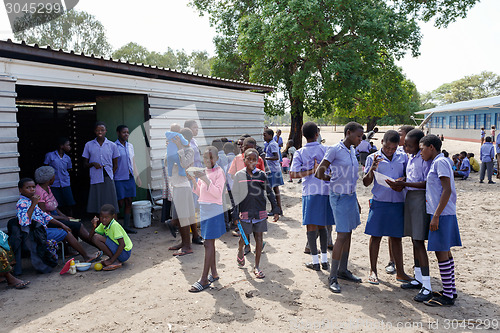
[132,200,152,228]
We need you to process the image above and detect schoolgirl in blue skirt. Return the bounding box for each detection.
[363,130,412,285]
[419,135,461,307]
[290,122,334,271]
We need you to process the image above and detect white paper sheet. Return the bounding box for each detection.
[373,171,394,188]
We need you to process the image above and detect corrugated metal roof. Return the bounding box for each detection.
[0,39,275,93]
[416,95,500,114]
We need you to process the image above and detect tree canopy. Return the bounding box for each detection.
[14,10,112,57]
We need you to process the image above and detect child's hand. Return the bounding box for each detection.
[102,259,113,266]
[273,213,279,222]
[312,159,319,172]
[91,216,99,228]
[91,162,102,169]
[370,156,382,172]
[31,194,40,205]
[430,215,439,232]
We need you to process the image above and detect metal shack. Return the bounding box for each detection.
[0,39,273,228]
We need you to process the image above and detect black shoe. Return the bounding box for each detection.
[124,227,137,234]
[432,290,458,299]
[321,262,329,270]
[488,181,496,184]
[298,179,302,183]
[337,270,362,283]
[287,179,293,183]
[479,180,484,183]
[192,236,204,245]
[385,261,396,274]
[329,277,341,293]
[304,247,311,254]
[401,279,422,290]
[414,288,433,302]
[424,294,455,307]
[305,262,320,271]
[268,212,274,216]
[166,220,177,238]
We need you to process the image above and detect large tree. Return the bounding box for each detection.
[14,10,112,57]
[192,0,479,146]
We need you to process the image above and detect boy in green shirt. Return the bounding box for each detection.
[90,204,133,271]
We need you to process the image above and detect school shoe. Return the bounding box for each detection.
[479,180,484,183]
[337,270,362,283]
[401,279,422,290]
[424,294,455,307]
[304,247,311,254]
[329,277,341,293]
[432,290,458,299]
[321,262,329,270]
[413,288,433,302]
[305,262,320,271]
[192,236,204,245]
[488,181,496,184]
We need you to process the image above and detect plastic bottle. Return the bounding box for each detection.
[69,259,76,275]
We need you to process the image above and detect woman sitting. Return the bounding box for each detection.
[34,166,96,249]
[0,230,30,289]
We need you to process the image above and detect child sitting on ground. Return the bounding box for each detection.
[165,123,189,177]
[467,153,479,172]
[90,204,133,271]
[232,148,280,279]
[453,151,470,180]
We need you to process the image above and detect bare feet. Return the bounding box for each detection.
[168,243,183,251]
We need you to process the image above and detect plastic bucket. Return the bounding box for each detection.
[132,200,152,228]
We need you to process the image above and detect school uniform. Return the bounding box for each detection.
[114,140,137,201]
[44,150,75,207]
[479,142,495,182]
[82,138,120,213]
[265,140,284,188]
[364,149,407,238]
[426,153,461,251]
[356,140,370,166]
[290,142,334,226]
[322,141,360,233]
[404,151,431,240]
[456,157,471,179]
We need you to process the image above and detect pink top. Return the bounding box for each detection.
[491,129,496,137]
[193,166,226,205]
[35,184,58,212]
[281,157,291,168]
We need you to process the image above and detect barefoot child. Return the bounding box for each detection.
[90,204,132,271]
[189,147,226,292]
[388,129,433,302]
[419,135,462,306]
[290,121,333,271]
[315,122,364,293]
[232,149,280,279]
[363,130,412,285]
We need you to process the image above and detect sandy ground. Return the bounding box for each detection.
[2,126,499,333]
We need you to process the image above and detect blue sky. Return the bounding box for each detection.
[1,0,499,93]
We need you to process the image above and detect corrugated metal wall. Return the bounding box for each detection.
[0,74,19,229]
[148,91,265,200]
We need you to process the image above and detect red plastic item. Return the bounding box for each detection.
[59,258,75,275]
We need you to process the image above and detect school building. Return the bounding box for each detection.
[0,39,273,229]
[416,95,500,142]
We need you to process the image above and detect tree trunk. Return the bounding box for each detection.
[366,117,380,132]
[288,96,304,149]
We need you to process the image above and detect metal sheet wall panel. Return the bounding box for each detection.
[0,74,18,229]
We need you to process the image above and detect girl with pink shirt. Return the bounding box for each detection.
[189,146,226,292]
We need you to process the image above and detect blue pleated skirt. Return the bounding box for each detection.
[329,192,360,233]
[365,200,404,237]
[427,214,462,251]
[115,174,137,201]
[302,195,334,226]
[200,203,226,240]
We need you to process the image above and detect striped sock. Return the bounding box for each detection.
[438,260,453,299]
[449,257,457,296]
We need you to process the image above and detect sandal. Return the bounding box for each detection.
[254,268,265,279]
[368,273,379,285]
[188,281,211,293]
[173,250,193,256]
[8,280,30,289]
[87,251,103,263]
[208,274,219,283]
[102,263,122,271]
[237,254,245,267]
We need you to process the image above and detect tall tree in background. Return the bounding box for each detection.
[14,10,112,57]
[431,71,500,105]
[192,0,479,146]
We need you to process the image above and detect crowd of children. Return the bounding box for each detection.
[5,119,470,309]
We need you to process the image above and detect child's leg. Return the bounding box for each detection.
[237,234,247,266]
[368,236,382,278]
[329,232,350,281]
[123,197,136,233]
[178,225,193,253]
[318,226,328,264]
[338,232,352,273]
[390,237,411,281]
[273,186,282,212]
[435,251,455,299]
[200,239,215,285]
[91,234,113,258]
[306,225,319,264]
[448,251,457,296]
[209,240,218,278]
[253,232,264,269]
[64,232,91,261]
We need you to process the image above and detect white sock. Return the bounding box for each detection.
[414,267,423,283]
[311,255,319,264]
[321,253,328,263]
[422,276,432,293]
